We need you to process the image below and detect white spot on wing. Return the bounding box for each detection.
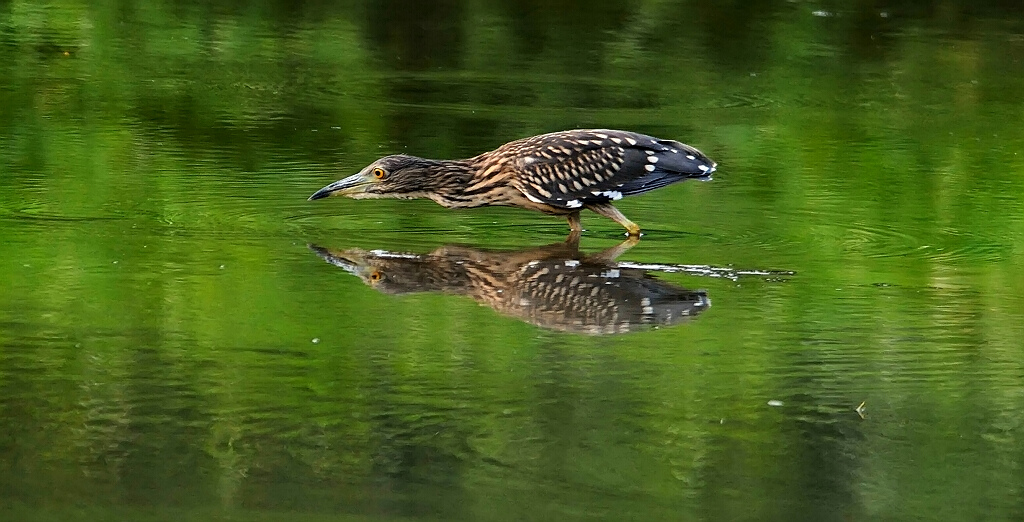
[648,156,658,163]
[611,137,622,144]
[625,138,637,145]
[645,164,656,172]
[698,165,709,172]
[595,133,608,139]
[687,155,695,160]
[566,199,582,208]
[596,190,622,200]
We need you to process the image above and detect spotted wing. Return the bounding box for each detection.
[507,130,715,210]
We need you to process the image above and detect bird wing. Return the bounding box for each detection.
[504,130,715,210]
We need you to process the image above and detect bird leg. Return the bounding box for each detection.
[586,203,641,236]
[566,211,582,243]
[588,236,640,264]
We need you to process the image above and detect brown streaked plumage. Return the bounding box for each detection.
[308,129,716,237]
[309,239,710,335]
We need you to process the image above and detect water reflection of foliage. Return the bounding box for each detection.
[1,1,1024,520]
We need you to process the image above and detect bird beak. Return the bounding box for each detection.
[308,173,370,201]
[308,245,386,287]
[308,244,365,275]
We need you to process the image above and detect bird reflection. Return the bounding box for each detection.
[309,238,709,335]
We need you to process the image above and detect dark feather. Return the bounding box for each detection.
[504,130,716,210]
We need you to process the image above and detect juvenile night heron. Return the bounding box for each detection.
[308,129,716,236]
[309,240,710,335]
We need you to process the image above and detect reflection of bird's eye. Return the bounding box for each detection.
[372,167,386,179]
[369,271,383,281]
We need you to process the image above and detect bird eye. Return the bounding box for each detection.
[369,271,383,281]
[372,167,386,179]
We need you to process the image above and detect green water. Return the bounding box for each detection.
[2,1,1024,521]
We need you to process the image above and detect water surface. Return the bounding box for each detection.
[2,1,1024,521]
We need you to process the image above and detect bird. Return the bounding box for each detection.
[308,129,716,237]
[308,239,710,335]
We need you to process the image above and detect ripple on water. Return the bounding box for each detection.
[845,222,1013,263]
[843,221,926,258]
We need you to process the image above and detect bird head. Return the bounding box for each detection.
[308,155,441,201]
[308,245,457,295]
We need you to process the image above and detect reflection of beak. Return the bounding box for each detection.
[308,245,366,276]
[308,173,370,200]
[309,245,389,287]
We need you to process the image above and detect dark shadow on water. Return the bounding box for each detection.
[309,238,710,335]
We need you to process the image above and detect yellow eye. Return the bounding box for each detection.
[369,271,383,282]
[372,167,386,179]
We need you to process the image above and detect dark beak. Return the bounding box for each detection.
[308,244,363,275]
[308,173,369,201]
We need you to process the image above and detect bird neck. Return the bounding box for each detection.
[400,157,494,208]
[418,158,476,187]
[402,157,470,196]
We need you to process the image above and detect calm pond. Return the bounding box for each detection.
[2,1,1024,521]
